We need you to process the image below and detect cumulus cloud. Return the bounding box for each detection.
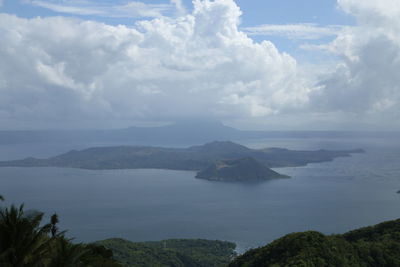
[0,0,310,129]
[338,0,400,27]
[310,0,400,127]
[1,0,400,130]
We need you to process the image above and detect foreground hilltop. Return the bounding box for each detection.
[230,219,400,267]
[95,238,236,267]
[0,141,363,181]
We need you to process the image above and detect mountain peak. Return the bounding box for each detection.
[189,141,251,153]
[171,120,225,128]
[196,157,288,181]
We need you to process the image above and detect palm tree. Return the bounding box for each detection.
[0,204,52,266]
[50,214,60,238]
[47,237,87,267]
[0,200,121,266]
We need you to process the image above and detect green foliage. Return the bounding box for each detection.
[81,244,122,266]
[0,199,122,267]
[0,204,53,266]
[230,219,400,267]
[95,238,237,267]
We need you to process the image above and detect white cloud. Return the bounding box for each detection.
[0,0,310,129]
[310,0,400,126]
[1,0,400,130]
[242,0,400,129]
[338,0,400,27]
[244,23,345,40]
[26,0,172,18]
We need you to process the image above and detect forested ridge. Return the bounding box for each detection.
[230,219,400,267]
[96,238,236,267]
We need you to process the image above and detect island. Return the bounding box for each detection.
[196,157,289,181]
[0,141,364,182]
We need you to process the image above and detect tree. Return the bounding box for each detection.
[0,204,52,266]
[47,237,87,267]
[50,213,60,238]
[0,198,121,267]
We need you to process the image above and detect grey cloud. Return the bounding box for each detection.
[308,0,400,129]
[313,36,400,112]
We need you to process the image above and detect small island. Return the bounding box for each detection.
[196,157,289,181]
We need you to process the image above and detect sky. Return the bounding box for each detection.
[0,0,399,130]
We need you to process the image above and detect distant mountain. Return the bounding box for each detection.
[0,141,363,182]
[1,121,398,145]
[230,218,400,267]
[188,141,252,157]
[110,121,245,144]
[0,121,244,145]
[196,157,289,181]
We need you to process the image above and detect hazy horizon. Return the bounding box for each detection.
[1,119,400,133]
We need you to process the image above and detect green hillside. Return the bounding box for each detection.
[230,219,400,267]
[95,238,236,267]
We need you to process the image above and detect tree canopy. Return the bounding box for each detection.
[230,219,400,267]
[0,196,121,267]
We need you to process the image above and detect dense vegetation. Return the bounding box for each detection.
[230,219,400,267]
[0,195,121,266]
[96,238,236,267]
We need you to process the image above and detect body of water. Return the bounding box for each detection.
[0,137,399,252]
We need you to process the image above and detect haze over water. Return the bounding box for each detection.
[0,136,399,252]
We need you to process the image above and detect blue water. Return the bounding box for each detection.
[0,137,399,252]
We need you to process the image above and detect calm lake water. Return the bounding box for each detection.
[0,137,400,252]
